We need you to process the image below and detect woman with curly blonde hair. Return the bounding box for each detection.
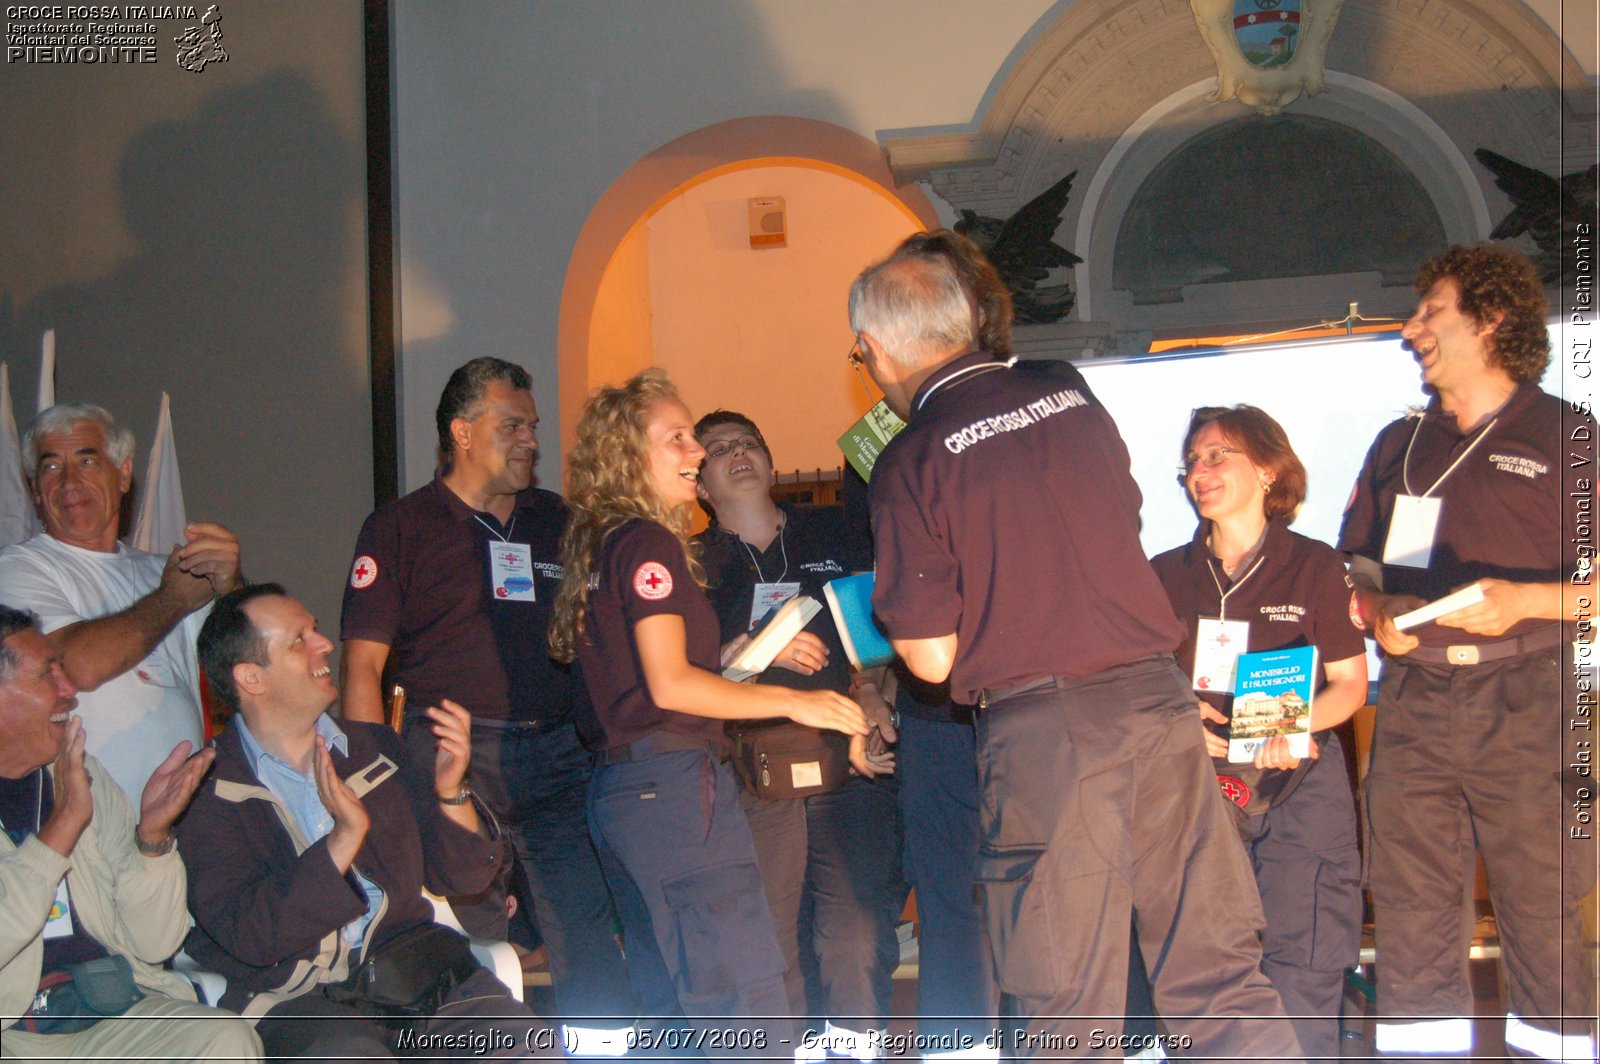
[551,369,866,1038]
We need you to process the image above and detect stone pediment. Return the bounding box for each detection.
[880,0,1591,349]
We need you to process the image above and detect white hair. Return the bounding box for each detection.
[21,403,136,479]
[848,253,975,369]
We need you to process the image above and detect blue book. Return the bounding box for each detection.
[1228,645,1317,764]
[823,572,894,671]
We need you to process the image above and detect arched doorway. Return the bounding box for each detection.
[557,117,937,468]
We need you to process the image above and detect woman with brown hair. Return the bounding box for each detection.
[1146,404,1367,1060]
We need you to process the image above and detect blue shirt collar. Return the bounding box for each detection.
[235,712,349,779]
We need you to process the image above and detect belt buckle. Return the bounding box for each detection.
[1446,644,1480,666]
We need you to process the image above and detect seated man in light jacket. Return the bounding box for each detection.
[0,603,261,1060]
[179,583,534,1061]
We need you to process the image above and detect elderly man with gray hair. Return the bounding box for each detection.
[850,245,1301,1060]
[0,403,243,798]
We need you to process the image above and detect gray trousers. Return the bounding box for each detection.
[974,656,1301,1060]
[2,994,262,1062]
[1367,648,1596,1051]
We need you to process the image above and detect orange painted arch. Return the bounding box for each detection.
[556,115,938,460]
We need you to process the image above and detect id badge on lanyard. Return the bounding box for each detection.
[488,541,536,602]
[1193,617,1250,694]
[1382,414,1496,570]
[1382,494,1442,569]
[748,582,801,631]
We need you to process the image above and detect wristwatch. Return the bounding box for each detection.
[437,785,473,806]
[134,826,176,856]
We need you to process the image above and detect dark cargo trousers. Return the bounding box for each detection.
[973,656,1301,1060]
[742,773,907,1049]
[1241,733,1363,1061]
[1366,648,1597,1058]
[588,746,794,1059]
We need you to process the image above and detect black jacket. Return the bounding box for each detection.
[177,718,502,1016]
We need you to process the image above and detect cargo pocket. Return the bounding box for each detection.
[978,847,1061,999]
[660,859,784,1001]
[1307,850,1364,972]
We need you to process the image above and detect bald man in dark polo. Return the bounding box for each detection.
[849,246,1299,1059]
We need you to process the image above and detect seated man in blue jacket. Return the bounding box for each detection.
[180,583,533,1060]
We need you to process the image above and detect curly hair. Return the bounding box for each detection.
[893,229,1014,357]
[550,369,703,662]
[1180,405,1308,522]
[1415,244,1549,383]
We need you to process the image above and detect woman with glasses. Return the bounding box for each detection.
[549,369,867,1045]
[1145,404,1366,1060]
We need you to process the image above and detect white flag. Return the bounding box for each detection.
[0,363,40,549]
[131,392,188,553]
[38,329,55,413]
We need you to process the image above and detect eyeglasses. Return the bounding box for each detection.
[847,338,865,368]
[1179,446,1240,474]
[705,435,764,460]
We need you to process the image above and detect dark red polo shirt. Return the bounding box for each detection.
[572,518,724,751]
[340,478,576,722]
[869,352,1184,704]
[1150,518,1365,809]
[1151,518,1366,692]
[1338,383,1584,647]
[695,503,869,695]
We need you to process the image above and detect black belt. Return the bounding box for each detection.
[1402,624,1566,666]
[977,654,1173,709]
[978,674,1068,710]
[468,716,567,732]
[598,731,718,765]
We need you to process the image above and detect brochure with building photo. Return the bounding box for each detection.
[1228,645,1318,764]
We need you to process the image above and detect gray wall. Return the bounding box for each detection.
[1,1,371,635]
[390,0,1058,490]
[389,0,1588,492]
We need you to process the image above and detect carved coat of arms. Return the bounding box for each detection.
[1190,0,1344,115]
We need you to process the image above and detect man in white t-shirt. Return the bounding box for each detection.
[0,403,242,797]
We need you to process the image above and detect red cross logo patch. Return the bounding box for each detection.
[350,555,378,590]
[1216,775,1251,808]
[633,561,673,600]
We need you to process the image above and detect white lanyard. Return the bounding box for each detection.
[473,513,518,542]
[740,521,788,584]
[1401,414,1498,497]
[1205,552,1266,623]
[476,514,535,601]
